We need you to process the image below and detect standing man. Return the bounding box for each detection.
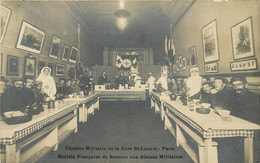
[156,71,168,91]
[210,77,232,110]
[146,73,155,95]
[98,71,109,85]
[230,76,260,124]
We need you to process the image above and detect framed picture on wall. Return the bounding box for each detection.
[1,5,12,43]
[56,64,64,76]
[47,63,55,75]
[49,35,62,59]
[69,46,78,63]
[62,45,70,61]
[230,58,257,71]
[24,56,36,77]
[38,61,46,75]
[0,53,2,75]
[205,62,219,73]
[202,20,219,63]
[16,20,45,54]
[7,55,20,76]
[188,46,197,67]
[231,17,254,60]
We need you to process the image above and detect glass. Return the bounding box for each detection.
[189,101,195,111]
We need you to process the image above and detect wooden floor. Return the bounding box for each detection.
[40,101,259,163]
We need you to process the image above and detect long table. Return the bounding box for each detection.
[0,94,100,163]
[95,90,146,101]
[65,93,100,123]
[151,92,260,163]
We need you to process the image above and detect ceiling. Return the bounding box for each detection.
[61,0,195,48]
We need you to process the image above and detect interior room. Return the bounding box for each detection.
[0,0,259,163]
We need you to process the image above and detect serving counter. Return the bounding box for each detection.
[151,92,260,163]
[0,93,100,163]
[95,89,146,101]
[65,93,100,123]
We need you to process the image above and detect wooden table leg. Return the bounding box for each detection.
[83,103,86,123]
[244,137,253,163]
[204,138,218,163]
[6,144,16,163]
[161,102,165,121]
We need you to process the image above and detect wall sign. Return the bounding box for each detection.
[230,58,257,71]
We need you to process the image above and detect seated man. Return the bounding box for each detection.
[2,79,29,113]
[98,71,109,85]
[210,77,232,110]
[230,77,260,124]
[191,81,212,104]
[23,78,35,106]
[56,78,70,100]
[71,79,81,93]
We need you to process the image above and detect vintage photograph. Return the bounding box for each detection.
[62,45,70,61]
[56,64,64,76]
[6,55,20,76]
[230,58,257,71]
[24,56,36,77]
[188,46,197,67]
[16,21,45,54]
[47,63,55,75]
[1,5,11,43]
[202,20,219,63]
[69,46,78,63]
[205,62,219,73]
[49,35,62,59]
[0,1,259,163]
[231,17,255,60]
[38,61,46,75]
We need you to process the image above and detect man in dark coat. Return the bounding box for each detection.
[98,71,109,85]
[2,79,29,113]
[191,82,212,104]
[229,76,260,124]
[56,78,70,100]
[210,77,232,110]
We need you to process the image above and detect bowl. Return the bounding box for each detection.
[201,103,211,108]
[217,110,230,117]
[196,108,210,114]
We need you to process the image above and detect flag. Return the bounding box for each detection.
[164,36,168,55]
[116,55,122,68]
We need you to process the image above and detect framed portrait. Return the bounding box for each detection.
[24,56,36,77]
[205,62,219,73]
[38,61,46,75]
[67,65,76,79]
[188,46,197,67]
[56,64,64,76]
[69,46,78,63]
[202,20,219,63]
[230,58,257,71]
[62,45,70,61]
[47,63,55,75]
[49,35,62,59]
[179,56,183,68]
[0,53,2,75]
[1,5,12,43]
[182,57,186,69]
[7,55,20,76]
[231,17,254,60]
[16,21,45,54]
